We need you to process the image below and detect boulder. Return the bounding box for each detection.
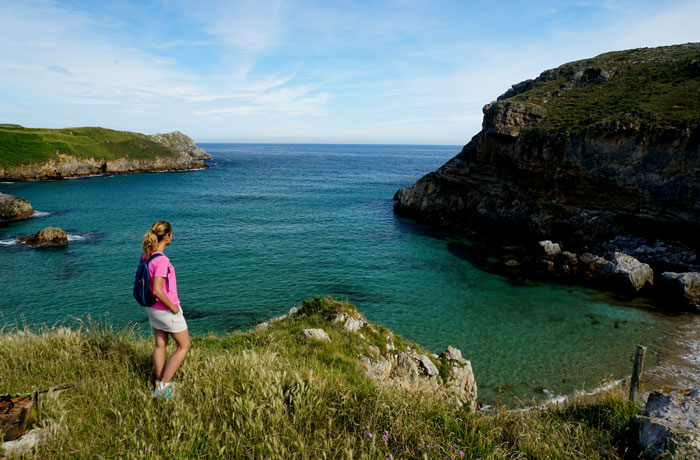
[301,328,330,342]
[19,227,68,246]
[418,355,439,377]
[344,316,363,333]
[660,272,700,310]
[600,252,653,293]
[539,240,561,257]
[579,252,609,278]
[637,389,700,459]
[0,193,34,222]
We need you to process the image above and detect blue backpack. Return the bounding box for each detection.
[133,253,166,306]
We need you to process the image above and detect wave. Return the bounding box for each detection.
[0,232,85,246]
[32,211,52,218]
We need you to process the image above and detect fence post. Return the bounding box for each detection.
[629,345,647,402]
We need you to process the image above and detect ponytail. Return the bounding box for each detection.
[142,220,172,257]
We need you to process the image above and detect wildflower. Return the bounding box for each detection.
[383,430,391,440]
[460,452,465,458]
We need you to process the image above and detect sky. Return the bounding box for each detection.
[1,0,699,144]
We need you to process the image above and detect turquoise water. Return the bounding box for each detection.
[0,143,683,403]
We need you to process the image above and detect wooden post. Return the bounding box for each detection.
[629,345,647,402]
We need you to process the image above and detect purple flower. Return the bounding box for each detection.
[460,452,465,458]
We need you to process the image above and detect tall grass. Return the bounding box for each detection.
[0,299,642,459]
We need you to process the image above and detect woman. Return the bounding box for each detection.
[141,220,190,399]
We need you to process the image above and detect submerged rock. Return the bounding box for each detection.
[19,227,68,246]
[0,193,34,222]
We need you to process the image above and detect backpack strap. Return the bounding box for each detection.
[146,253,169,290]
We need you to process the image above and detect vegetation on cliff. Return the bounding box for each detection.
[0,125,183,168]
[502,43,700,136]
[1,298,641,459]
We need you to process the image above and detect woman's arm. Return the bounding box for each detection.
[153,276,180,314]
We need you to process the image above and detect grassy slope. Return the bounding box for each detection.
[0,298,641,460]
[0,125,180,168]
[506,44,700,135]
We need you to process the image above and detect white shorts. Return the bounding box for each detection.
[145,306,188,333]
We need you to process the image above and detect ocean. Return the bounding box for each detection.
[0,143,691,403]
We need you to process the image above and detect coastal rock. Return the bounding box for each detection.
[440,346,478,411]
[418,354,439,377]
[0,130,210,181]
[660,272,700,310]
[579,252,609,278]
[19,227,68,246]
[344,316,363,333]
[150,131,212,161]
[301,328,330,342]
[600,252,654,293]
[394,44,700,255]
[637,389,700,459]
[0,193,34,222]
[539,240,561,257]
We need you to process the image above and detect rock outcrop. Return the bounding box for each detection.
[262,297,479,410]
[19,227,68,246]
[0,193,34,222]
[394,43,700,252]
[637,388,700,459]
[150,131,212,161]
[0,131,210,181]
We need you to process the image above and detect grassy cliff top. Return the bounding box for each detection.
[0,125,181,168]
[0,297,640,459]
[502,43,700,134]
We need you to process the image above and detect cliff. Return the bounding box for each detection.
[0,125,210,181]
[394,43,700,250]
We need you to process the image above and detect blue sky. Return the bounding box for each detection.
[1,1,699,144]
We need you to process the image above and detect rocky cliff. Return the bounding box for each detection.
[394,43,700,251]
[0,127,210,181]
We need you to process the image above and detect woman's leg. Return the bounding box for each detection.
[153,328,169,381]
[161,329,191,383]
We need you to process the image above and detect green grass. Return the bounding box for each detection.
[504,43,700,137]
[0,297,642,459]
[0,125,181,168]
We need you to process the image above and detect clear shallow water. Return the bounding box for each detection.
[0,143,687,403]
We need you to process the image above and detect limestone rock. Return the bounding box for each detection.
[579,252,609,278]
[442,345,463,362]
[302,328,330,342]
[600,252,654,293]
[19,227,68,246]
[344,316,363,333]
[256,321,271,331]
[539,240,561,257]
[440,346,478,411]
[0,193,34,222]
[150,131,212,161]
[418,354,439,376]
[393,44,700,254]
[637,389,700,459]
[660,272,700,310]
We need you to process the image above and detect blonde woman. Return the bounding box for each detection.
[141,220,190,399]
